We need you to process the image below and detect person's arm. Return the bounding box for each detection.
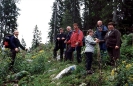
[18,39,26,50]
[10,36,17,49]
[103,25,108,31]
[88,37,96,45]
[115,30,121,48]
[76,30,83,44]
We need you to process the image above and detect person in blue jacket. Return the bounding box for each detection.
[94,20,108,57]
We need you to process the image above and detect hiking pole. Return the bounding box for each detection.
[96,43,102,85]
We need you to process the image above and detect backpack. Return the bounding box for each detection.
[78,30,85,46]
[3,34,13,48]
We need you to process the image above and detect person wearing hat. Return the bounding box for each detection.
[105,22,122,66]
[53,28,66,61]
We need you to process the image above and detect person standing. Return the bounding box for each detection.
[85,29,99,74]
[95,20,108,57]
[67,23,84,63]
[64,26,73,61]
[105,22,121,66]
[9,30,27,71]
[53,28,66,61]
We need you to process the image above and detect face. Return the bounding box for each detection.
[90,31,94,35]
[66,27,71,31]
[108,25,114,30]
[14,31,19,37]
[97,21,102,26]
[73,25,78,29]
[60,29,63,33]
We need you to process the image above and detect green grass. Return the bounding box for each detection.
[0,41,133,86]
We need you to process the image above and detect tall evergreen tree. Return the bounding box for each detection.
[48,0,64,43]
[31,25,42,48]
[0,0,20,46]
[21,37,26,47]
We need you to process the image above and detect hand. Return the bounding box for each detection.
[64,40,67,43]
[115,46,119,49]
[57,37,60,40]
[95,38,99,43]
[15,48,19,52]
[98,27,102,31]
[75,42,79,46]
[62,37,65,40]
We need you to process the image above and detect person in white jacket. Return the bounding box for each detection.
[85,29,99,74]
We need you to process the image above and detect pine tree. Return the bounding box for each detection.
[48,0,64,43]
[31,25,42,48]
[0,0,20,46]
[21,37,26,47]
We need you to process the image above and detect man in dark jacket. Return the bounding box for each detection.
[64,26,73,61]
[105,22,121,66]
[53,28,66,61]
[9,30,27,71]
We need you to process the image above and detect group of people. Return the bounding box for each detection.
[53,23,83,63]
[4,20,121,74]
[53,21,122,74]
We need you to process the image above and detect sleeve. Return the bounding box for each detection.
[77,30,83,44]
[55,34,59,42]
[94,30,98,38]
[115,30,121,47]
[63,33,66,40]
[19,42,25,50]
[10,36,17,49]
[88,36,96,45]
[103,26,108,31]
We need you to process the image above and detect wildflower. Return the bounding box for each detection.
[111,69,115,76]
[128,77,133,82]
[39,50,44,53]
[126,64,132,69]
[32,56,36,59]
[125,83,128,86]
[122,61,126,64]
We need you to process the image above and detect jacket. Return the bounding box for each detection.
[55,33,66,48]
[67,29,83,47]
[10,35,25,50]
[105,29,121,48]
[66,30,73,41]
[84,35,96,53]
[95,25,108,41]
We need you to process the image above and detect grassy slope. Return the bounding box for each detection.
[0,45,120,86]
[22,47,114,86]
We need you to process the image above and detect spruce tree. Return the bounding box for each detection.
[31,25,42,48]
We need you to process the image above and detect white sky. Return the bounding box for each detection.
[16,0,54,48]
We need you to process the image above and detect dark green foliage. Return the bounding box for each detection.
[121,33,133,59]
[0,0,20,46]
[48,0,133,40]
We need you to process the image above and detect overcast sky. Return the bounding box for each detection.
[16,0,54,48]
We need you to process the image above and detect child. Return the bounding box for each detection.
[85,29,99,74]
